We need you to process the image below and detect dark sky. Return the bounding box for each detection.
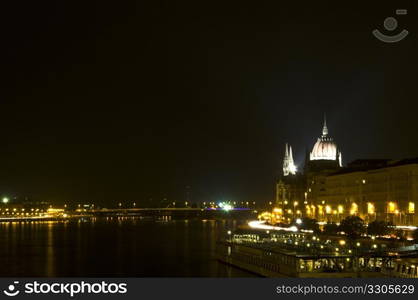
[1,0,417,206]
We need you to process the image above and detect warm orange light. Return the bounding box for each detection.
[273,207,283,214]
[47,208,64,213]
[367,202,375,214]
[408,202,415,214]
[387,202,397,214]
[350,203,358,215]
[338,205,344,214]
[325,205,331,214]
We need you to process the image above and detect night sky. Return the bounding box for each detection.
[1,0,417,206]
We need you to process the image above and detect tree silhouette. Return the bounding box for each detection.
[367,220,393,236]
[339,216,365,239]
[323,222,339,235]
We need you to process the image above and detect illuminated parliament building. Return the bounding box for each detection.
[276,117,418,226]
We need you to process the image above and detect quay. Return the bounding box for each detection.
[0,207,256,221]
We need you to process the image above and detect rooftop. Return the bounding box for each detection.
[330,158,418,176]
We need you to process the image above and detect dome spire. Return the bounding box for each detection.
[322,113,328,136]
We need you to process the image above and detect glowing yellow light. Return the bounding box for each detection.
[372,244,377,249]
[338,205,344,214]
[284,201,288,205]
[325,205,331,214]
[287,209,292,214]
[273,208,282,214]
[339,240,346,246]
[408,202,415,214]
[388,202,397,213]
[367,202,375,214]
[350,203,358,215]
[318,205,323,215]
[293,201,298,206]
[356,242,361,247]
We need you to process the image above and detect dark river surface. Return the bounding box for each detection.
[0,217,256,277]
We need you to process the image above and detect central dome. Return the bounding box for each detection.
[309,116,342,166]
[310,136,338,160]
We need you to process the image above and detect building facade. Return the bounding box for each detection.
[275,117,418,226]
[321,159,418,225]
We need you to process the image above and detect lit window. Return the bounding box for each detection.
[388,202,397,214]
[350,203,358,215]
[367,202,375,214]
[338,205,344,214]
[325,205,331,214]
[408,202,415,214]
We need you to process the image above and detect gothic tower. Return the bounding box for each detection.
[283,143,297,176]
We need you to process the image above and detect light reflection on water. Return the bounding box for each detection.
[0,218,256,277]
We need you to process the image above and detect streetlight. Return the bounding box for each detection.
[2,197,9,204]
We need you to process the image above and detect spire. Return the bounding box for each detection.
[283,143,297,176]
[322,113,328,136]
[289,145,294,163]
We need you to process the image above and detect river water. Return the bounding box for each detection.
[0,217,255,277]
